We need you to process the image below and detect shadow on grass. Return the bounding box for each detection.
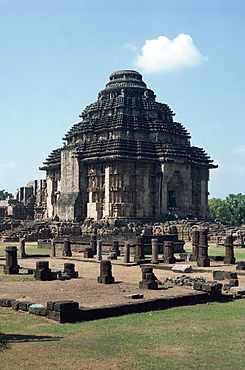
[2,333,62,343]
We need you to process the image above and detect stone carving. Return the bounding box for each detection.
[40,70,217,222]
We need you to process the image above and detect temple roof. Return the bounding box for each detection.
[41,70,217,170]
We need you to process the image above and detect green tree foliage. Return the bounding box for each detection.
[209,193,245,225]
[0,189,13,200]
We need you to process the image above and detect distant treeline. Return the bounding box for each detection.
[209,193,245,225]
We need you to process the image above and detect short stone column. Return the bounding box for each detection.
[197,246,210,267]
[90,234,97,255]
[151,238,159,264]
[19,238,26,258]
[111,241,120,256]
[191,230,199,261]
[124,244,130,263]
[84,248,94,258]
[51,239,56,257]
[139,266,158,290]
[163,240,176,264]
[134,237,145,262]
[224,234,236,264]
[63,263,79,278]
[4,246,19,274]
[197,228,210,267]
[62,239,72,257]
[97,260,114,284]
[96,240,102,261]
[34,261,53,281]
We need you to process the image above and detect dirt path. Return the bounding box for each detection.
[1,254,244,308]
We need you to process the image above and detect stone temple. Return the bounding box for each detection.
[40,70,217,222]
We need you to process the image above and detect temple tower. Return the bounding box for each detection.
[40,70,217,221]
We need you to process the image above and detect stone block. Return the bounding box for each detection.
[212,270,225,280]
[224,272,237,279]
[53,301,79,312]
[29,304,47,316]
[201,283,222,293]
[236,261,245,270]
[230,286,245,296]
[139,280,158,290]
[47,300,75,311]
[192,282,202,291]
[0,298,16,307]
[229,279,239,287]
[172,265,192,273]
[18,301,33,311]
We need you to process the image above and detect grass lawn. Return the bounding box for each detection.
[184,243,245,261]
[0,242,50,256]
[1,299,245,370]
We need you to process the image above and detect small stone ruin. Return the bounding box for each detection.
[4,246,19,274]
[97,260,115,284]
[139,266,161,290]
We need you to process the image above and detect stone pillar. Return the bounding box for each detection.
[124,244,130,263]
[19,237,26,258]
[63,263,78,278]
[191,230,199,261]
[163,240,176,264]
[197,228,210,267]
[134,237,145,261]
[84,248,94,258]
[4,246,19,274]
[97,260,114,284]
[151,238,159,264]
[51,239,56,257]
[139,266,158,290]
[62,239,72,257]
[90,234,97,255]
[96,240,102,261]
[224,234,236,264]
[111,240,120,256]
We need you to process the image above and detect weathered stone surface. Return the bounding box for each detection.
[40,70,217,222]
[172,265,192,273]
[139,266,160,290]
[213,270,225,280]
[97,260,115,284]
[4,246,19,274]
[230,286,245,296]
[236,261,245,270]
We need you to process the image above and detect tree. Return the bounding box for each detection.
[208,193,245,225]
[0,189,13,200]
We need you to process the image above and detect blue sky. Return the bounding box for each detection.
[0,0,244,199]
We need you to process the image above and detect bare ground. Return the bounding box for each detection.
[1,252,244,308]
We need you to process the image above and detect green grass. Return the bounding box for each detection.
[0,242,50,256]
[184,243,245,261]
[0,266,35,282]
[1,299,245,369]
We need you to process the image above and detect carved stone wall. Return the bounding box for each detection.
[40,70,217,221]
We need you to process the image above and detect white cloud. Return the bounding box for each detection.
[124,43,137,52]
[134,34,208,74]
[0,162,17,174]
[232,145,245,154]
